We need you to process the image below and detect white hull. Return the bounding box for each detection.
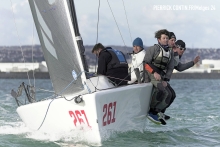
[24,1,153,144]
[17,81,153,143]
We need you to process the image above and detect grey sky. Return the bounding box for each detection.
[0,0,219,48]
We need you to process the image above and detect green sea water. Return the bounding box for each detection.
[0,79,220,147]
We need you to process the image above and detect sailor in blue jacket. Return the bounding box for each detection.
[92,43,130,86]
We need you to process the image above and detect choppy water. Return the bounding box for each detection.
[0,79,220,147]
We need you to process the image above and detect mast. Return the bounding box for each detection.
[69,0,89,74]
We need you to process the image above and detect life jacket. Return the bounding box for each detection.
[152,44,171,70]
[105,47,128,70]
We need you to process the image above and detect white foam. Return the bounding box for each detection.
[0,122,31,134]
[0,121,102,146]
[25,128,102,146]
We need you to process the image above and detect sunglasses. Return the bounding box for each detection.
[179,47,186,51]
[175,45,186,51]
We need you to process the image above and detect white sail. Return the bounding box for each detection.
[28,0,87,96]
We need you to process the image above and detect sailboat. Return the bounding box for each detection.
[12,0,153,143]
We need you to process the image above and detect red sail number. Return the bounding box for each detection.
[69,110,91,128]
[102,101,117,126]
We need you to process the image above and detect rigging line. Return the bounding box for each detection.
[88,78,119,91]
[107,0,136,78]
[22,82,55,93]
[116,73,132,86]
[31,20,36,87]
[94,57,99,91]
[37,70,87,130]
[96,0,100,44]
[106,0,132,63]
[37,98,55,130]
[9,0,31,83]
[95,0,101,73]
[121,0,135,69]
[94,0,101,91]
[37,89,71,130]
[122,0,132,43]
[40,95,57,101]
[116,62,143,86]
[37,93,80,130]
[37,88,54,93]
[106,0,126,47]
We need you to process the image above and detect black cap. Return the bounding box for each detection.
[175,40,186,50]
[168,32,176,40]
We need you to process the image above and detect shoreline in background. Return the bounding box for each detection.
[0,72,50,79]
[1,45,220,66]
[0,72,220,79]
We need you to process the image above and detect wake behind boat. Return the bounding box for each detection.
[11,0,153,143]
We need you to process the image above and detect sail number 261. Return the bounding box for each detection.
[102,101,117,126]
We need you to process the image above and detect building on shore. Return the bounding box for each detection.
[173,59,220,73]
[0,61,48,72]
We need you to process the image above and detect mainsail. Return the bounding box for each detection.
[28,0,88,96]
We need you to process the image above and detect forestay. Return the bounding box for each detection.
[29,0,87,96]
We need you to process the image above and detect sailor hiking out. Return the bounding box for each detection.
[144,29,174,125]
